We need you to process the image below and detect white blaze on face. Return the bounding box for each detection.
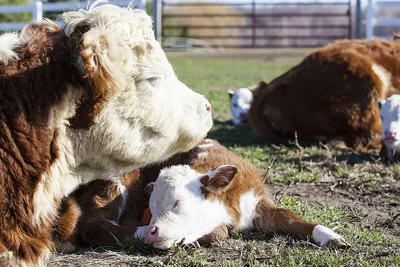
[229,88,254,125]
[380,95,400,155]
[146,165,235,249]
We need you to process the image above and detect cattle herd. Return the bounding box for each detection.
[0,3,398,267]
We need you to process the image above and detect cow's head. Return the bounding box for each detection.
[228,84,263,125]
[379,94,400,152]
[145,165,238,249]
[62,5,212,179]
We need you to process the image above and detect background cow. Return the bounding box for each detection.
[228,39,400,152]
[0,4,212,266]
[379,94,400,160]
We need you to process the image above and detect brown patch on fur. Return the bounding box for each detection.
[249,39,400,152]
[254,199,316,238]
[0,21,87,265]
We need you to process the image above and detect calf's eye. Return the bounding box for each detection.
[173,200,180,209]
[381,116,384,121]
[233,104,238,108]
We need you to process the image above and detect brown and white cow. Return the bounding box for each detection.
[0,4,212,266]
[62,139,348,250]
[232,39,400,152]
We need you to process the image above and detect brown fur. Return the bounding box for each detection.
[249,39,400,152]
[0,19,122,265]
[60,139,323,248]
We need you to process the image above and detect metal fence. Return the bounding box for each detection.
[160,1,352,48]
[366,0,400,39]
[0,0,144,31]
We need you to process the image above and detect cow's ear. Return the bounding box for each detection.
[228,90,234,100]
[67,20,132,95]
[201,165,238,195]
[379,100,386,110]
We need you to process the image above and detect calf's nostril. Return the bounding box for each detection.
[205,103,211,112]
[150,226,158,236]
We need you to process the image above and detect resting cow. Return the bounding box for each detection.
[0,4,212,266]
[230,39,400,152]
[379,94,400,160]
[60,139,349,250]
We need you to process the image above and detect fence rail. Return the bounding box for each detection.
[366,0,400,39]
[0,0,144,31]
[161,0,352,48]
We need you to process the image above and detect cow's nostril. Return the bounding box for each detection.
[150,226,158,235]
[205,103,211,112]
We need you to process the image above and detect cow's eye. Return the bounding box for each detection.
[173,200,180,209]
[381,116,384,121]
[146,77,159,85]
[233,104,238,108]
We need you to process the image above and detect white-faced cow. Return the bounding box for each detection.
[228,85,257,125]
[246,39,400,152]
[379,94,400,160]
[0,4,212,266]
[137,139,349,249]
[57,139,349,251]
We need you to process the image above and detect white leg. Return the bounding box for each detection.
[312,225,350,247]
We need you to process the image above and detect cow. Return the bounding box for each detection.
[379,94,400,160]
[228,85,257,125]
[58,139,349,251]
[232,39,400,152]
[0,4,212,266]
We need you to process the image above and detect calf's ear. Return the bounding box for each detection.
[228,90,235,100]
[378,100,386,110]
[201,165,238,195]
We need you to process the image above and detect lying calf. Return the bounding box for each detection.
[379,94,400,160]
[136,140,349,249]
[60,139,348,250]
[228,85,257,125]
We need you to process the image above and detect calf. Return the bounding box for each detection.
[136,140,349,249]
[379,94,400,160]
[228,85,257,125]
[60,139,348,251]
[249,39,400,152]
[0,4,212,266]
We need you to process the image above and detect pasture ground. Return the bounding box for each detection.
[50,49,400,266]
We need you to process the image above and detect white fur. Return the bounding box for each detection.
[114,178,128,223]
[229,87,254,125]
[0,33,24,64]
[237,191,260,230]
[380,94,400,159]
[146,165,232,249]
[134,226,147,240]
[312,225,346,246]
[29,3,211,230]
[372,63,393,96]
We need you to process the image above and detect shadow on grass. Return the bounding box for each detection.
[207,120,269,147]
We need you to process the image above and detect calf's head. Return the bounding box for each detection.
[229,88,254,125]
[62,5,212,177]
[146,165,238,249]
[379,94,400,152]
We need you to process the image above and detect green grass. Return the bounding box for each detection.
[118,52,399,266]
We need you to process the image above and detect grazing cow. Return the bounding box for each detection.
[0,4,212,266]
[138,139,349,249]
[379,94,400,160]
[248,39,400,152]
[228,85,257,125]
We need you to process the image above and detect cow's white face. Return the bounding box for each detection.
[380,95,400,152]
[145,165,237,249]
[62,5,212,179]
[229,88,253,125]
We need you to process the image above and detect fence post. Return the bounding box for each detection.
[355,0,361,38]
[152,0,162,41]
[251,0,256,47]
[366,0,375,39]
[33,0,43,21]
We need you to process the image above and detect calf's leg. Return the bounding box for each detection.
[254,198,349,247]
